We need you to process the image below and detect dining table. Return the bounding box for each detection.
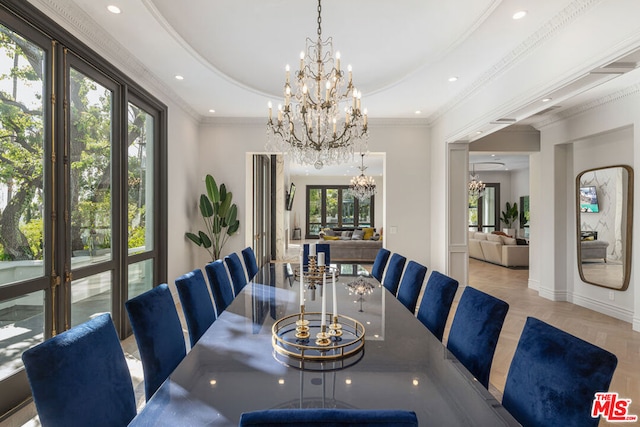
[128,263,520,426]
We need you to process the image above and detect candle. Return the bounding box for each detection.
[318,251,325,267]
[332,270,337,318]
[309,243,316,257]
[299,255,304,306]
[336,51,341,72]
[268,101,272,120]
[321,272,327,327]
[300,51,305,70]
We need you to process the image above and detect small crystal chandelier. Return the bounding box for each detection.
[266,0,368,170]
[348,153,377,201]
[468,163,486,197]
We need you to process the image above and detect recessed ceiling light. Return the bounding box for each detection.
[175,75,184,80]
[542,97,552,102]
[491,154,496,157]
[513,10,527,20]
[208,109,216,113]
[107,5,121,14]
[415,110,422,115]
[448,76,458,82]
[475,131,483,135]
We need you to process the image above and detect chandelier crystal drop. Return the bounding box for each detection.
[468,163,486,198]
[266,0,368,170]
[348,153,377,201]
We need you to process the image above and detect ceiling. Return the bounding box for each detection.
[29,0,640,175]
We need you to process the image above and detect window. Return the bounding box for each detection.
[305,186,375,238]
[468,183,500,233]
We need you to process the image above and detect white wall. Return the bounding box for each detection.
[537,91,640,330]
[197,120,431,267]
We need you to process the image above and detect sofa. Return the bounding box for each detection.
[580,231,609,262]
[319,227,382,263]
[468,231,529,267]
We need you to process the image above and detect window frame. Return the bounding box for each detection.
[305,185,375,238]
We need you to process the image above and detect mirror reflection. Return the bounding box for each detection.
[576,165,633,290]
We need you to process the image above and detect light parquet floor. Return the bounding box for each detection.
[463,258,640,426]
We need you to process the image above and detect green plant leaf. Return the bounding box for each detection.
[220,183,227,202]
[228,220,240,234]
[206,174,220,203]
[200,194,214,217]
[185,232,202,246]
[219,192,232,218]
[227,204,237,224]
[213,216,221,234]
[199,231,212,248]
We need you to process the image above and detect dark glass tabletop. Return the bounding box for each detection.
[129,263,519,426]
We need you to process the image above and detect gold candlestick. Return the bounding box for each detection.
[329,315,343,339]
[295,305,310,340]
[315,324,331,346]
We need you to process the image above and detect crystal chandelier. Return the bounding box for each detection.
[266,0,368,170]
[468,163,486,197]
[348,153,377,201]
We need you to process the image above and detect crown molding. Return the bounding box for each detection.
[534,82,640,128]
[27,0,202,122]
[428,0,603,126]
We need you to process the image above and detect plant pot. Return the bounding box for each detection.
[503,228,516,237]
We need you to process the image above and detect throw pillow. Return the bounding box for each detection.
[322,235,340,241]
[324,228,337,237]
[487,234,503,243]
[371,234,380,241]
[352,229,365,240]
[474,232,487,240]
[502,236,517,245]
[363,227,375,240]
[340,231,353,240]
[516,238,528,245]
[492,231,508,237]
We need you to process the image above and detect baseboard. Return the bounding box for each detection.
[570,294,634,324]
[527,278,539,291]
[538,286,568,301]
[633,317,640,332]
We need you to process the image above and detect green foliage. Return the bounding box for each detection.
[501,201,519,228]
[20,219,43,259]
[186,174,240,261]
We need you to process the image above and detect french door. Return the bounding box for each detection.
[0,4,166,418]
[252,154,271,267]
[468,183,500,233]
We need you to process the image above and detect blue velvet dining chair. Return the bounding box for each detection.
[502,317,618,427]
[303,243,331,267]
[225,252,248,295]
[239,408,418,426]
[371,248,391,282]
[242,246,259,280]
[382,253,406,295]
[175,268,217,347]
[416,270,459,341]
[126,283,186,401]
[446,286,509,389]
[21,313,137,427]
[396,260,427,313]
[205,259,236,315]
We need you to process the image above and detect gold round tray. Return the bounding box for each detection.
[272,312,365,361]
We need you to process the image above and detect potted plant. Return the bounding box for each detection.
[501,201,518,237]
[186,174,240,261]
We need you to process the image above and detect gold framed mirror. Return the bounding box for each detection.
[576,165,633,290]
